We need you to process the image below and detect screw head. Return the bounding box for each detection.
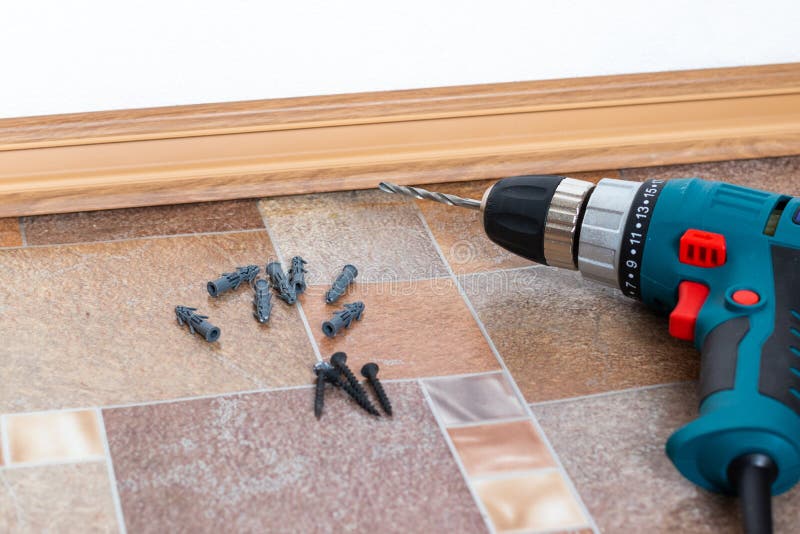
[314,361,334,376]
[330,352,348,366]
[361,362,379,378]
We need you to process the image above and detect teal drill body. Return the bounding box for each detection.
[641,178,800,495]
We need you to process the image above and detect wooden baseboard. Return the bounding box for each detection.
[2,63,800,216]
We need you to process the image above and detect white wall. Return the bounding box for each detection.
[1,0,799,119]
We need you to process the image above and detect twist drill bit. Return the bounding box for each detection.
[325,264,358,304]
[378,182,481,210]
[175,306,221,342]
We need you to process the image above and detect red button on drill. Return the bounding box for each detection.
[732,289,760,306]
[669,281,710,341]
[679,229,726,268]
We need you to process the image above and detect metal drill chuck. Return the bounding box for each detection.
[576,178,641,288]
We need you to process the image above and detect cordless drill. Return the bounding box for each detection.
[380,175,800,533]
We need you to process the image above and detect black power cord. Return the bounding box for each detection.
[728,453,779,534]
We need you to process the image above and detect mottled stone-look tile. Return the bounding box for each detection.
[418,171,620,275]
[22,199,264,246]
[474,471,588,532]
[104,382,485,533]
[0,217,22,247]
[260,189,448,283]
[462,267,698,402]
[7,410,103,464]
[0,231,316,412]
[534,383,800,533]
[622,155,800,195]
[300,281,499,379]
[424,373,525,425]
[0,462,117,533]
[448,419,555,477]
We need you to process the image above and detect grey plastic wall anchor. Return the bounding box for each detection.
[322,301,365,338]
[207,264,260,297]
[252,278,273,323]
[175,305,221,342]
[266,261,297,304]
[288,256,308,295]
[325,264,358,304]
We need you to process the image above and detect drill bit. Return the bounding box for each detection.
[378,182,481,210]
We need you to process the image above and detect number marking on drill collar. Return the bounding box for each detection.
[618,179,666,299]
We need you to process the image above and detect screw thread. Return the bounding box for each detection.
[314,372,326,419]
[367,377,393,416]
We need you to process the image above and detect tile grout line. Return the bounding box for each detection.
[419,380,496,534]
[530,380,694,407]
[414,206,599,534]
[406,369,503,383]
[0,227,268,251]
[0,415,11,465]
[96,408,127,534]
[0,372,510,420]
[17,217,27,247]
[256,202,323,363]
[0,456,106,471]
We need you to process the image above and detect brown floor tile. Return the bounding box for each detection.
[534,383,800,533]
[0,462,118,533]
[0,231,316,412]
[462,267,698,402]
[621,155,800,195]
[103,382,485,533]
[300,281,500,379]
[424,373,525,426]
[448,419,555,477]
[474,471,588,532]
[260,189,448,283]
[418,171,621,275]
[7,410,103,464]
[22,199,264,246]
[0,217,22,247]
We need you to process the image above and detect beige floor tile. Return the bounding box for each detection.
[7,410,103,464]
[474,470,588,532]
[300,281,500,379]
[104,383,485,533]
[0,218,22,247]
[534,383,800,533]
[260,189,448,283]
[0,231,316,412]
[448,419,556,477]
[22,199,264,246]
[423,373,525,425]
[0,462,117,533]
[622,155,800,195]
[462,267,698,402]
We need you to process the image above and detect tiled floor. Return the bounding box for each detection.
[1,155,799,532]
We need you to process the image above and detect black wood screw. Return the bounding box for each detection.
[313,362,335,419]
[328,353,380,416]
[330,352,370,401]
[361,362,392,416]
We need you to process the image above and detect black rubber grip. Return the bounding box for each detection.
[482,175,565,264]
[700,316,749,403]
[759,245,800,414]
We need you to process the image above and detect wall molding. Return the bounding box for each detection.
[1,63,800,216]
